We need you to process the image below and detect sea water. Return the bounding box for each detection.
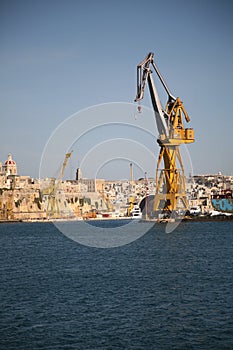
[0,221,233,350]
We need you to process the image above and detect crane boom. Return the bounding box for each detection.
[53,151,73,197]
[135,52,169,137]
[58,151,73,184]
[135,52,175,102]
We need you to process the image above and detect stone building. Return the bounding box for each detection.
[0,154,103,220]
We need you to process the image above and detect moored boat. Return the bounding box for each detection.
[211,190,233,214]
[130,205,142,219]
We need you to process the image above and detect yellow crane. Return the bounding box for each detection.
[43,151,73,218]
[135,52,194,214]
[99,184,113,212]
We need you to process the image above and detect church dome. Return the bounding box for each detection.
[4,153,17,175]
[4,153,16,166]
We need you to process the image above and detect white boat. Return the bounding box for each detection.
[189,206,201,216]
[130,205,142,219]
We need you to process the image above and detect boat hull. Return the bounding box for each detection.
[211,198,233,213]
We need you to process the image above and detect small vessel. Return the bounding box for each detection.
[130,205,142,219]
[189,205,201,216]
[211,190,233,214]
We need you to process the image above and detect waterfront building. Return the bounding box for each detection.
[0,152,232,220]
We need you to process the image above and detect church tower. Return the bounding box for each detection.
[76,167,82,181]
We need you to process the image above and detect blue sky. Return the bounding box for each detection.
[1,0,233,179]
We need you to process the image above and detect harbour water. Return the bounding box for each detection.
[0,221,233,349]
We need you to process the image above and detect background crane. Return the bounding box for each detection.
[135,52,194,215]
[42,151,73,218]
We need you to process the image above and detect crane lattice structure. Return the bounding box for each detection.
[135,52,194,214]
[43,151,73,218]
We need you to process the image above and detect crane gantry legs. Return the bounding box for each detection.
[154,143,188,213]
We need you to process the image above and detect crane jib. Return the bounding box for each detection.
[147,73,169,137]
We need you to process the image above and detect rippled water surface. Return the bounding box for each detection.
[0,221,233,349]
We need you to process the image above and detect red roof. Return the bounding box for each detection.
[5,160,16,165]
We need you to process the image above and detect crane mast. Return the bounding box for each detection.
[135,52,194,214]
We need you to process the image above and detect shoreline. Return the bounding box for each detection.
[1,214,233,224]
